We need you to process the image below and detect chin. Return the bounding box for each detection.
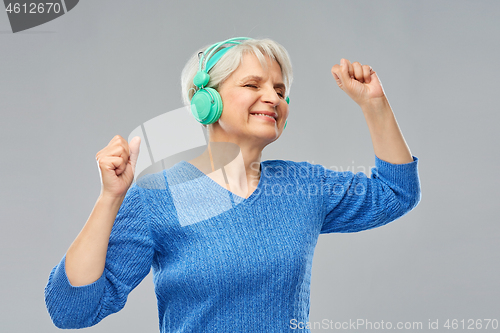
[250,128,279,142]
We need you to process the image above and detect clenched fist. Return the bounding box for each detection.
[331,58,386,108]
[95,135,141,198]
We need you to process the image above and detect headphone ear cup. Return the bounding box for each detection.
[190,87,223,125]
[283,96,289,129]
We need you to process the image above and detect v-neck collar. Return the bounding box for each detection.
[178,160,265,204]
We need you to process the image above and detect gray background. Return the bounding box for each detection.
[1,0,499,332]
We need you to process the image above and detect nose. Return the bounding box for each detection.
[261,84,281,107]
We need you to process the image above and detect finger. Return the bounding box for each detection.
[99,156,126,175]
[352,62,364,83]
[108,134,123,145]
[98,135,128,158]
[113,143,129,156]
[331,64,343,87]
[99,144,129,161]
[345,59,354,78]
[362,65,372,84]
[128,137,141,170]
[111,156,127,176]
[339,59,351,87]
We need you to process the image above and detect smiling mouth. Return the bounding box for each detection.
[250,114,276,122]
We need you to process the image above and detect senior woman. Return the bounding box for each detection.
[45,37,421,332]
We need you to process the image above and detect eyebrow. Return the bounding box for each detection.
[241,75,286,92]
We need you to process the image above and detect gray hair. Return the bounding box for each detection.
[181,38,293,127]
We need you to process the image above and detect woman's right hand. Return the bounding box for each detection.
[95,135,141,198]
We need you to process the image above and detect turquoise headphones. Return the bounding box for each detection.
[190,37,289,129]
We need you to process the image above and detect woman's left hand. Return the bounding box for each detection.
[331,58,386,108]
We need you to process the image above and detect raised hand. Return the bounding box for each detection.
[331,58,386,108]
[95,135,141,198]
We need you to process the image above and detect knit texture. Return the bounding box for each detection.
[45,155,421,332]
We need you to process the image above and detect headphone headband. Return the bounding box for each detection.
[198,37,253,74]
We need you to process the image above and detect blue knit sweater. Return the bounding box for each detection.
[45,155,421,332]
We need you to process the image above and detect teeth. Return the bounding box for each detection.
[252,113,275,119]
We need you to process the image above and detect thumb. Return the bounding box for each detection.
[128,136,141,169]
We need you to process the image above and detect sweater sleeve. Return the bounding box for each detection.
[320,155,421,234]
[44,183,154,329]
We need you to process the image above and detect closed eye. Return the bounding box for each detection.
[245,84,285,98]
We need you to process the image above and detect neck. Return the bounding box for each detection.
[188,139,263,197]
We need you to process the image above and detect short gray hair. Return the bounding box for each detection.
[181,38,293,125]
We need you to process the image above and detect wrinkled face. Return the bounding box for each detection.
[213,52,289,147]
